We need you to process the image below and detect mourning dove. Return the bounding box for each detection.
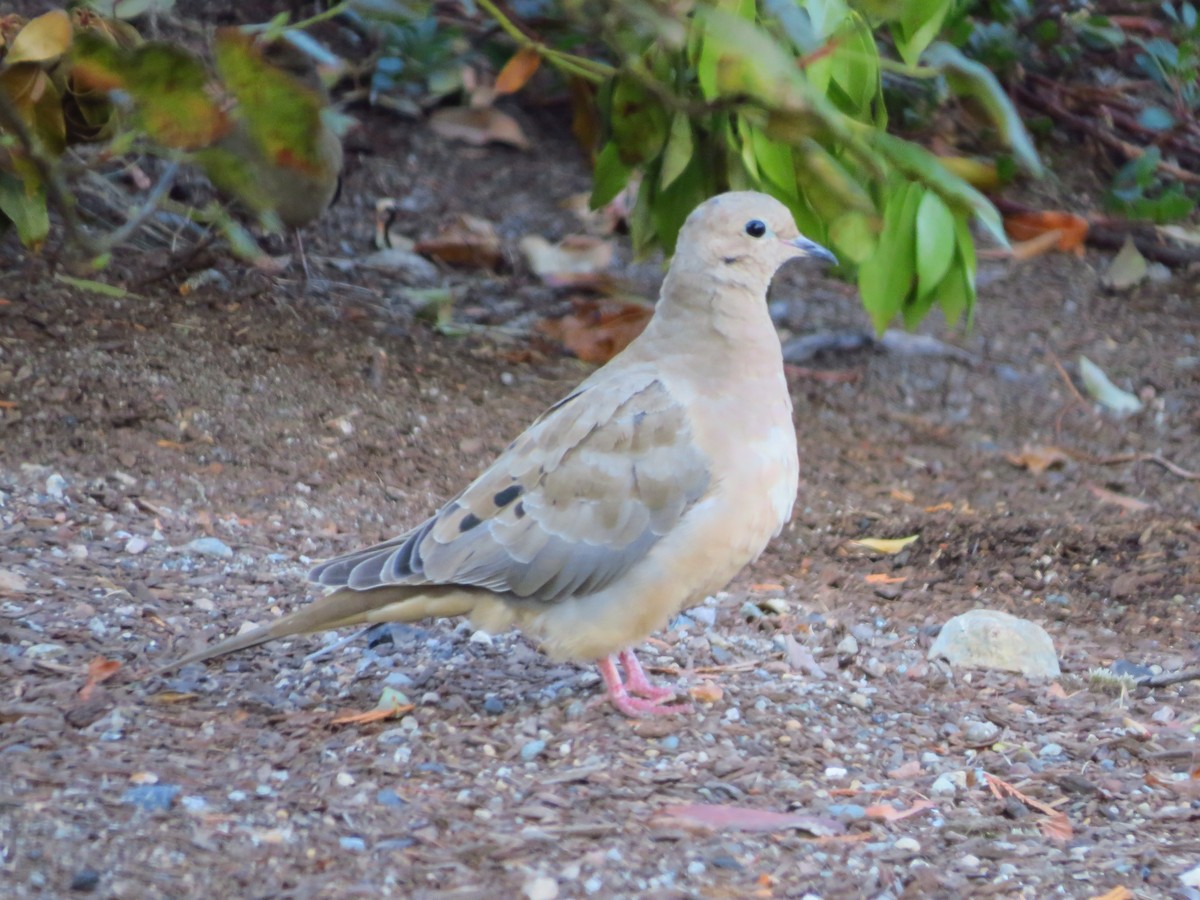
[159,191,836,716]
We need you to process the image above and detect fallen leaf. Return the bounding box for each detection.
[1086,483,1153,513]
[936,155,1000,189]
[889,488,915,502]
[1088,887,1133,900]
[146,691,198,704]
[79,657,122,701]
[657,803,844,835]
[1003,211,1088,255]
[985,772,1073,842]
[428,106,529,150]
[331,686,413,726]
[519,234,614,280]
[1006,229,1068,262]
[0,400,18,409]
[1078,355,1143,414]
[415,214,502,270]
[1102,237,1147,290]
[864,798,936,821]
[537,298,653,364]
[1005,444,1070,475]
[494,46,541,95]
[864,573,906,585]
[850,535,918,555]
[688,681,723,704]
[923,502,953,513]
[782,633,826,679]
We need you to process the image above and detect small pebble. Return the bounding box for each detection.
[826,803,866,822]
[483,696,505,715]
[70,868,101,893]
[186,536,233,559]
[848,692,872,710]
[45,473,67,499]
[824,766,848,780]
[376,788,406,808]
[520,740,546,762]
[929,772,960,796]
[962,720,1000,744]
[339,836,366,853]
[957,854,980,870]
[336,772,355,787]
[893,837,921,853]
[469,630,494,646]
[836,635,859,657]
[180,796,207,813]
[124,536,148,555]
[523,875,558,900]
[120,784,180,812]
[686,861,706,876]
[1039,743,1063,758]
[660,735,679,751]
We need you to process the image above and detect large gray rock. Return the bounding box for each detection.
[928,608,1060,677]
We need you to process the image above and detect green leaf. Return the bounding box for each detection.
[915,190,955,298]
[936,263,973,327]
[213,30,329,175]
[53,273,129,297]
[748,125,798,202]
[892,0,951,66]
[696,8,810,109]
[0,170,50,249]
[591,140,632,208]
[871,131,1006,246]
[653,154,710,256]
[608,74,668,166]
[828,209,877,264]
[923,42,1044,178]
[859,181,922,333]
[660,112,694,191]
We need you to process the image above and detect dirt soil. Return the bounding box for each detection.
[2,92,1199,899]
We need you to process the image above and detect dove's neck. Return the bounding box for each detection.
[647,267,784,378]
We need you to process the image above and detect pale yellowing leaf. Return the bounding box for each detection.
[6,10,72,65]
[851,535,918,554]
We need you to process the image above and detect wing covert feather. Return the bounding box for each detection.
[309,368,711,604]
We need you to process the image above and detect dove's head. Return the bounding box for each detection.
[674,191,836,289]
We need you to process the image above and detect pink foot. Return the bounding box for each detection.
[596,653,692,718]
[619,648,677,701]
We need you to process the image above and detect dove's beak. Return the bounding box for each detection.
[788,235,837,266]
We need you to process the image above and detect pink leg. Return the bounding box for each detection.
[619,648,677,701]
[596,653,692,718]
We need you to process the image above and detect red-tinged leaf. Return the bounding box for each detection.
[864,799,936,821]
[1003,211,1088,255]
[494,46,541,96]
[536,298,653,364]
[658,803,845,835]
[415,214,502,270]
[79,656,122,700]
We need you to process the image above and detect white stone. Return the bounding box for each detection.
[928,608,1060,677]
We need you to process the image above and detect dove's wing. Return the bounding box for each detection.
[310,364,712,604]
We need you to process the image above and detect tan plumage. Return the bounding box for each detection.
[159,191,836,716]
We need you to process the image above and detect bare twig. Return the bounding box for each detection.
[1144,669,1200,687]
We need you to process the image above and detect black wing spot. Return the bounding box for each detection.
[459,512,482,532]
[493,484,523,507]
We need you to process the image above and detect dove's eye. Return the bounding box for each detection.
[745,220,767,238]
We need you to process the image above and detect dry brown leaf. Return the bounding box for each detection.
[1006,229,1069,262]
[0,568,29,594]
[1004,211,1088,256]
[494,46,541,95]
[864,798,936,821]
[1006,444,1070,475]
[537,298,653,364]
[146,691,199,704]
[79,657,122,701]
[415,214,502,270]
[519,234,614,280]
[923,502,953,513]
[0,399,18,409]
[688,681,723,704]
[428,106,529,150]
[864,573,906,585]
[985,772,1073,842]
[1088,887,1134,900]
[1085,482,1154,513]
[331,704,415,725]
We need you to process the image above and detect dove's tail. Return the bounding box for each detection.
[146,586,479,678]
